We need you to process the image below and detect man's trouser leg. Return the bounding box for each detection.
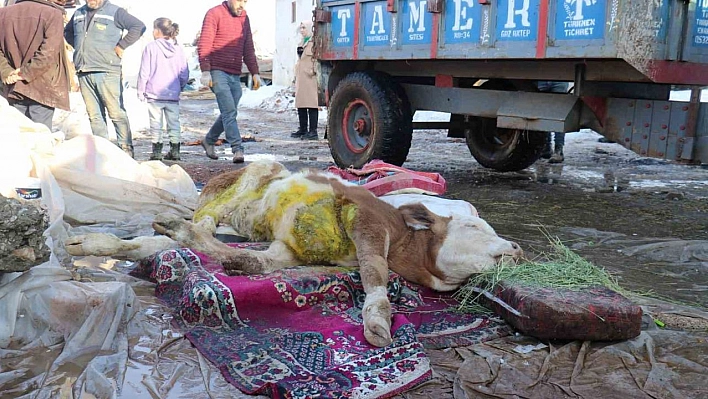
[205,115,223,145]
[554,132,566,148]
[96,72,133,149]
[9,99,54,130]
[211,70,242,154]
[27,101,55,130]
[78,73,110,139]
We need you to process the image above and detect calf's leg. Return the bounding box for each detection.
[152,213,300,275]
[64,233,178,260]
[351,228,394,347]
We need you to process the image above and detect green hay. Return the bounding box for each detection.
[455,234,631,314]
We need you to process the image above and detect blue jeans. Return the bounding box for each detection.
[147,101,181,144]
[537,81,569,147]
[547,132,565,147]
[537,81,568,94]
[205,70,243,153]
[78,72,133,148]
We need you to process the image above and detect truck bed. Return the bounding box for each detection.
[316,0,708,85]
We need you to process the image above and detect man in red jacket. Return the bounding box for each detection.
[198,0,261,164]
[0,0,71,130]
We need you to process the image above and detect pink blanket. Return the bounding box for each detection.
[326,160,447,196]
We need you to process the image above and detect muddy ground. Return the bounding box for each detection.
[135,91,708,310]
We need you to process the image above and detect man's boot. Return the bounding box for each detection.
[541,136,552,159]
[149,142,163,161]
[232,149,244,164]
[549,145,564,163]
[304,108,319,140]
[292,108,308,138]
[164,142,181,161]
[201,140,218,159]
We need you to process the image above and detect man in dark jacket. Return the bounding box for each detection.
[0,0,71,130]
[64,0,145,158]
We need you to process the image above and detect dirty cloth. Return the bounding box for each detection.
[130,244,510,398]
[327,160,447,196]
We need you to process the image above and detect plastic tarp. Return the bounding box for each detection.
[0,95,220,398]
[0,95,198,240]
[49,135,198,237]
[402,301,708,399]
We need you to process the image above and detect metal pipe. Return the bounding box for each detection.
[574,63,586,97]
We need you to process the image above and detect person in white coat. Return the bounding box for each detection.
[291,21,319,141]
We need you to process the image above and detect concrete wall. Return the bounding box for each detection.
[273,0,315,87]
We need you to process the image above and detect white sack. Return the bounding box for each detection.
[47,135,198,230]
[0,96,62,198]
[379,193,479,218]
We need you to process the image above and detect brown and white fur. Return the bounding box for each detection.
[65,161,522,347]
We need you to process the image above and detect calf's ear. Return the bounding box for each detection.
[399,203,442,230]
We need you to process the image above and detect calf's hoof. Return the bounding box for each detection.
[64,233,139,257]
[152,214,196,243]
[364,314,393,347]
[362,293,393,347]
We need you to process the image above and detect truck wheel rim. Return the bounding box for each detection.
[485,128,519,151]
[342,99,372,154]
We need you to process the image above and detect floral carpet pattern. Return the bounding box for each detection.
[131,244,511,399]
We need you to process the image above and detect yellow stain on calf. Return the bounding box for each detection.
[193,176,265,225]
[194,168,362,265]
[264,182,324,229]
[289,198,358,264]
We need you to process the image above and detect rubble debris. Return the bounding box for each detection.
[258,87,296,113]
[0,195,50,273]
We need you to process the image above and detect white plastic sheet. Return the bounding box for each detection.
[0,95,198,241]
[0,91,221,398]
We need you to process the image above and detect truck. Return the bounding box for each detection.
[312,0,708,171]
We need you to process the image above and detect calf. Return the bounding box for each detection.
[65,160,523,347]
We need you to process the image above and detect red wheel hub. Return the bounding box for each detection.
[341,99,373,154]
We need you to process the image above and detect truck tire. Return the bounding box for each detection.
[463,79,545,172]
[328,72,412,168]
[465,118,546,172]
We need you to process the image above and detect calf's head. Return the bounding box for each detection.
[400,203,523,289]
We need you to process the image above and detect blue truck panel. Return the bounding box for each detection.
[317,0,708,84]
[497,0,539,42]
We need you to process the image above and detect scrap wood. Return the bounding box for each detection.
[456,235,643,341]
[185,136,258,147]
[185,138,226,146]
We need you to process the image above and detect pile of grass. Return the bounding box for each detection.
[455,235,632,314]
